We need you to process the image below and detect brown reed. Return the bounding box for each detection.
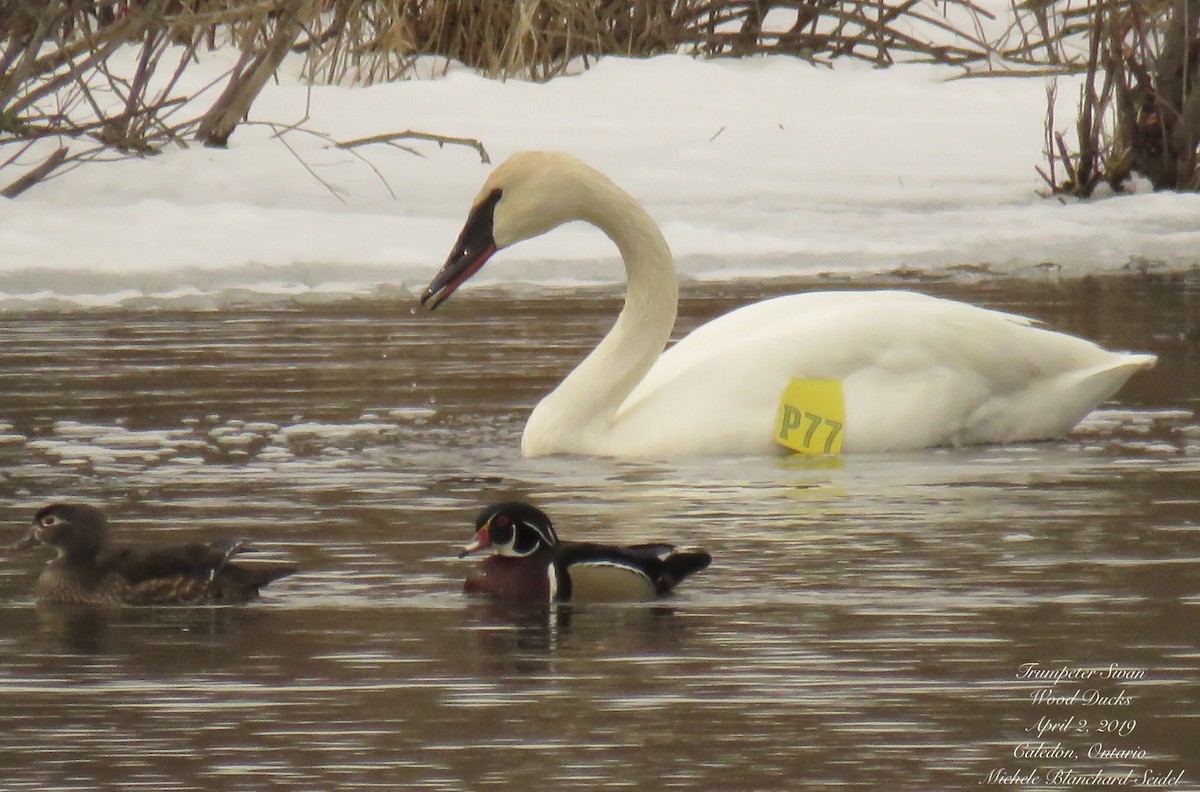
[1039,0,1199,196]
[2,0,1196,197]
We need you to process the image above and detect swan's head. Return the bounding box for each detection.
[421,152,595,310]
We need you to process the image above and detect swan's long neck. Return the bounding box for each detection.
[523,176,677,454]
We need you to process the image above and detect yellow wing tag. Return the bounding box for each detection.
[775,379,845,456]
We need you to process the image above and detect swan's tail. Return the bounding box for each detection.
[1071,353,1156,400]
[963,352,1156,445]
[1036,351,1157,438]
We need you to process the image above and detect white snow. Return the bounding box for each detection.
[1,48,1198,308]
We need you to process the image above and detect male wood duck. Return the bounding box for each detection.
[458,502,711,604]
[8,503,297,605]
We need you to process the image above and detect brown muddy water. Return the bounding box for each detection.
[0,274,1198,791]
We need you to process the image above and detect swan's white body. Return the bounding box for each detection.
[428,152,1155,458]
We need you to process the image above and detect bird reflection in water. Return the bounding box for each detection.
[34,602,111,656]
[32,600,270,660]
[463,598,691,678]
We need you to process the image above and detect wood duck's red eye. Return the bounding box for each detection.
[489,519,514,546]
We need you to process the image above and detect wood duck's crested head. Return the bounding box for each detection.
[459,502,559,559]
[20,503,109,560]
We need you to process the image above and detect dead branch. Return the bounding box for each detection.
[336,131,491,164]
[195,0,316,147]
[1,146,69,198]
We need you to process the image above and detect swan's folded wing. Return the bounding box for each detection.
[611,290,1144,454]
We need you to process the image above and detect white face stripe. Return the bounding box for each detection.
[492,517,556,557]
[493,538,532,558]
[520,518,556,548]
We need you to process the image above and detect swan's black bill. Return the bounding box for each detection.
[421,188,502,310]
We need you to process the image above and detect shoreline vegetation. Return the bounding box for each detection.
[0,0,1196,197]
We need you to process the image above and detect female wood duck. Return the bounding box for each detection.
[8,503,297,606]
[458,502,711,604]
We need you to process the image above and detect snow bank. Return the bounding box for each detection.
[1,51,1197,308]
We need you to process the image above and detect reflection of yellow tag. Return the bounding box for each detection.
[775,379,845,456]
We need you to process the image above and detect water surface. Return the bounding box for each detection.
[0,274,1197,790]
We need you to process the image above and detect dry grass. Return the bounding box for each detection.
[3,0,1197,196]
[1039,0,1200,196]
[292,0,1012,84]
[1,0,1022,196]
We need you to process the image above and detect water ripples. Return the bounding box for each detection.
[0,278,1197,789]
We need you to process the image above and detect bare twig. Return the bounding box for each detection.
[336,130,491,164]
[257,121,348,203]
[1,146,69,198]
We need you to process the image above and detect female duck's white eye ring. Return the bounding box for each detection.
[39,515,61,527]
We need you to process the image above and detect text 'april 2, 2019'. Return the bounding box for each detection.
[982,663,1187,788]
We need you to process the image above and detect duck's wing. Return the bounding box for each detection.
[556,542,710,600]
[624,544,711,590]
[102,542,296,604]
[102,541,243,584]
